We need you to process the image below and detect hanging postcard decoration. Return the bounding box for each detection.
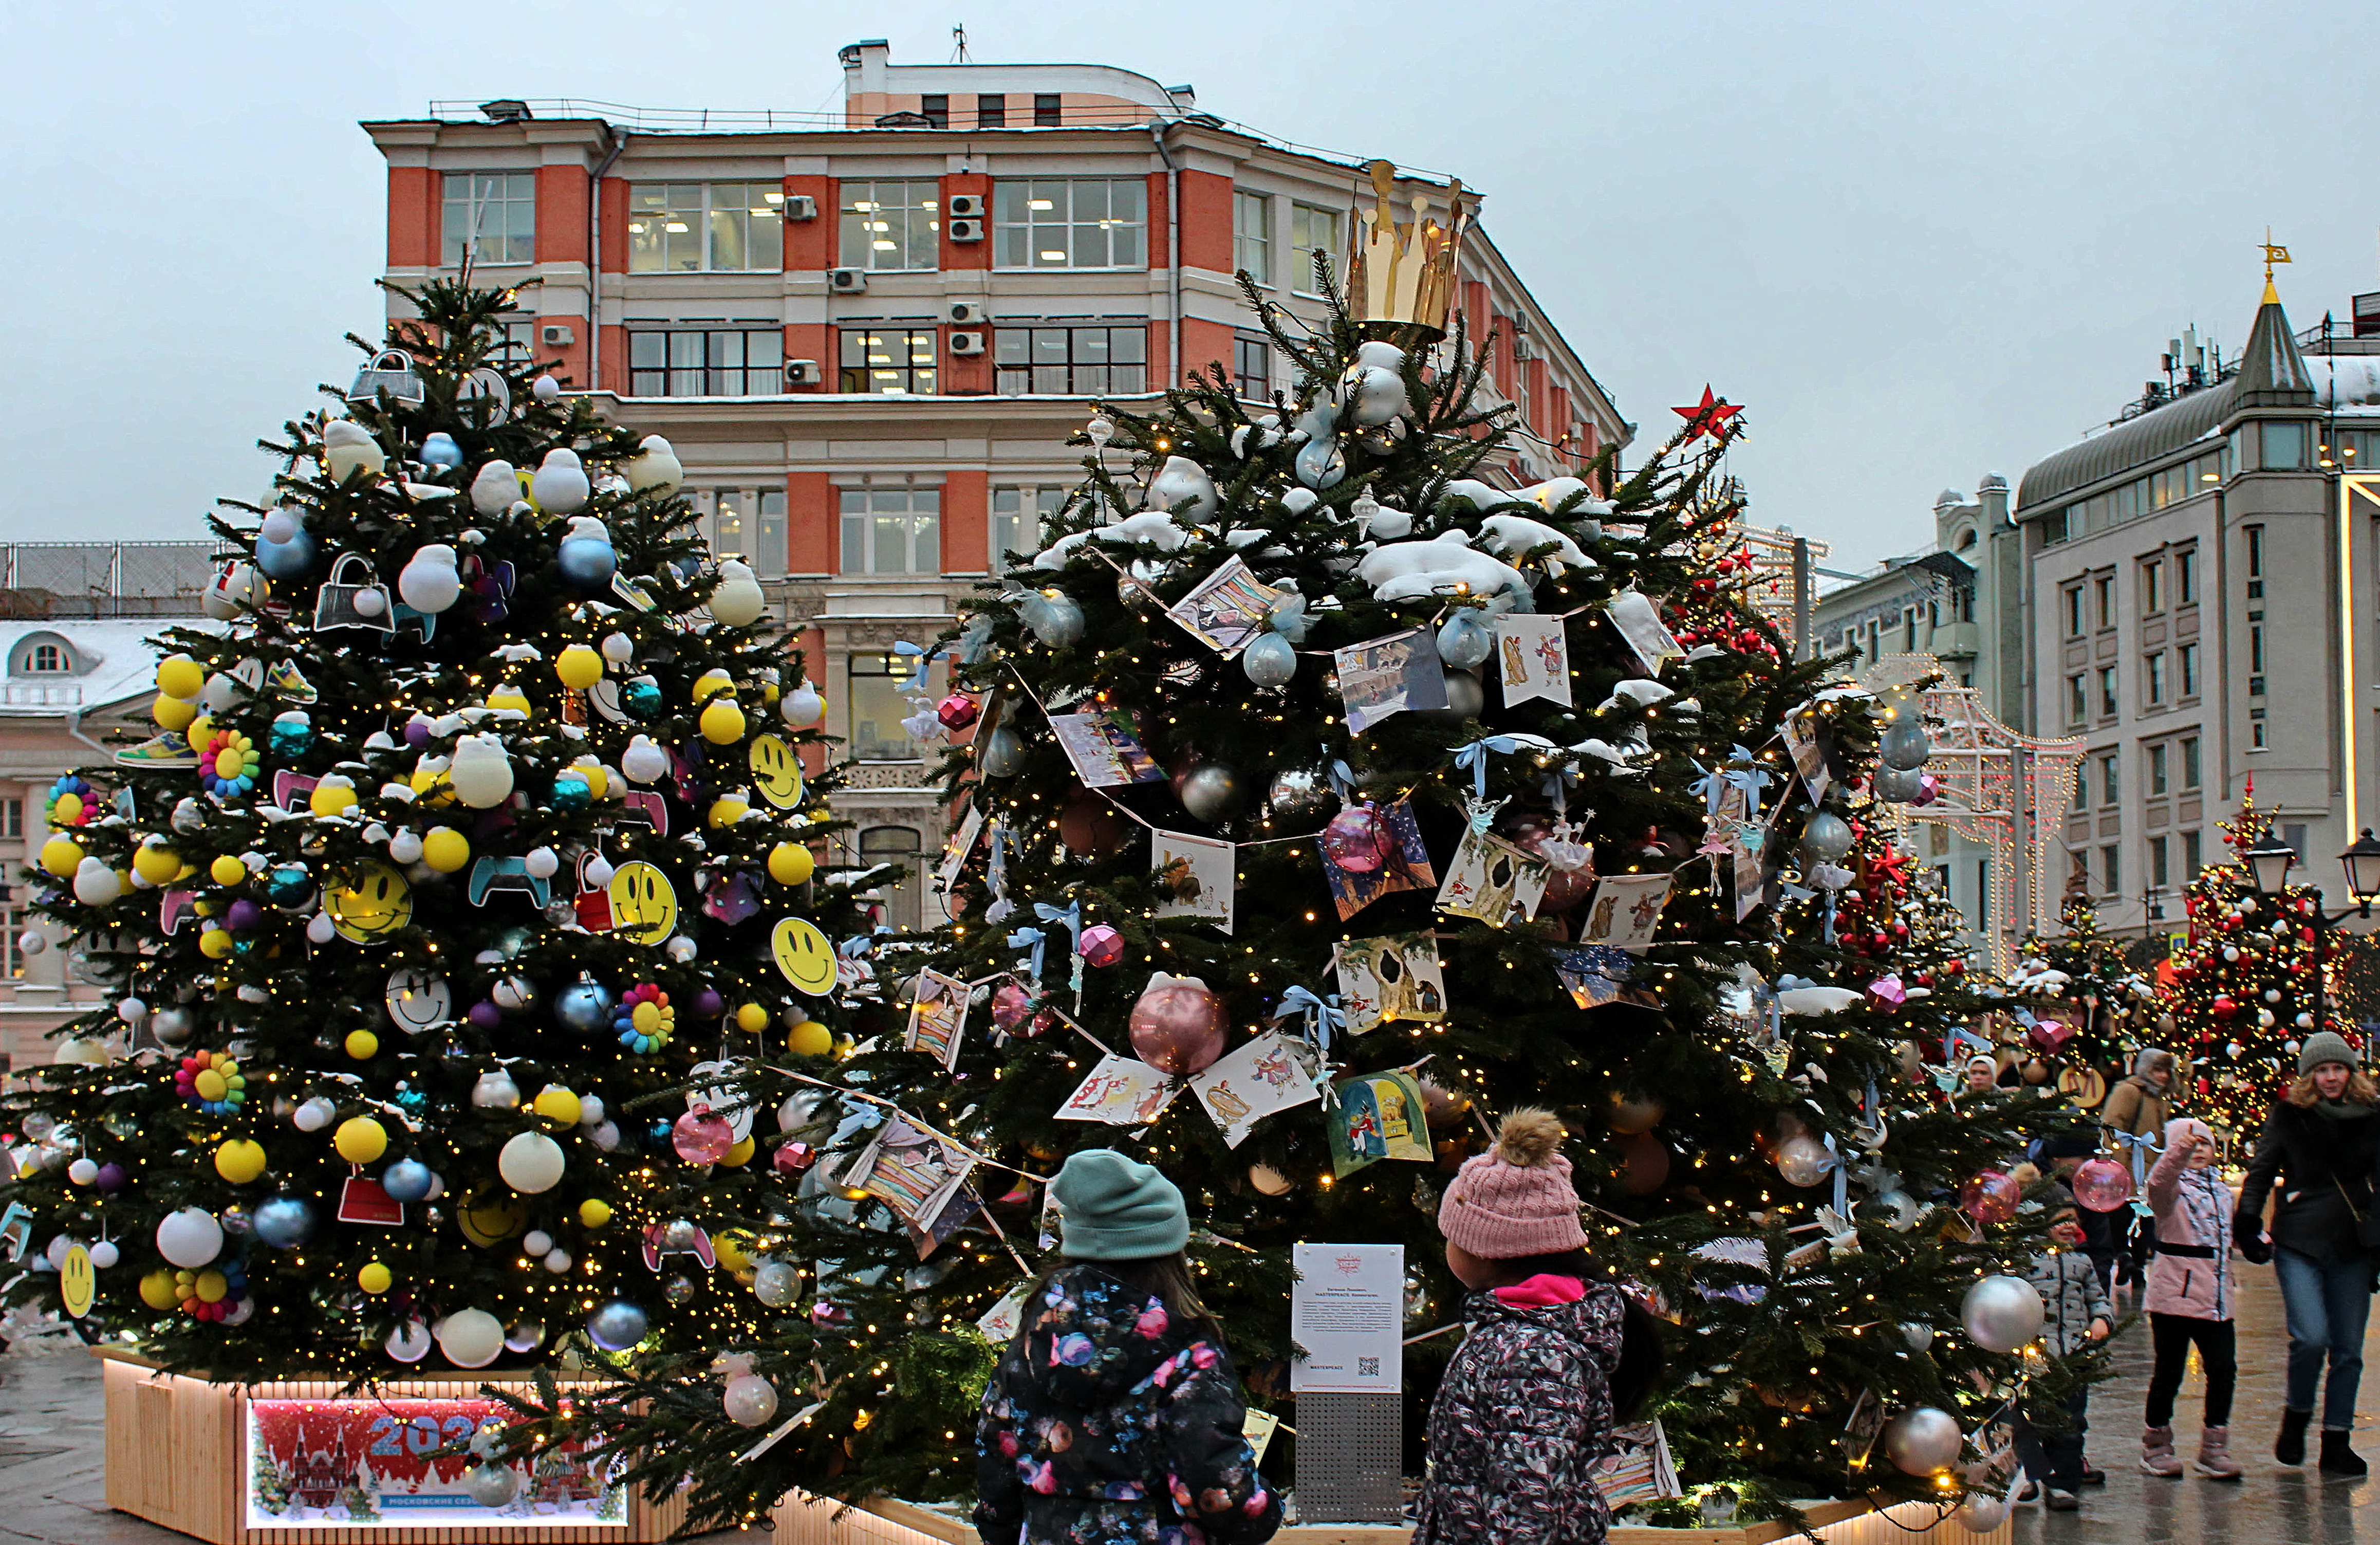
[1603,591,1684,674]
[1319,797,1437,922]
[1049,709,1166,788]
[1186,1032,1323,1148]
[1165,557,1286,658]
[1326,1069,1434,1178]
[934,805,986,894]
[1436,827,1552,926]
[1781,709,1831,802]
[903,967,971,1070]
[1333,934,1446,1034]
[1332,629,1449,734]
[1552,944,1635,1009]
[1579,873,1675,952]
[1151,830,1235,932]
[1055,1055,1175,1125]
[1494,613,1573,708]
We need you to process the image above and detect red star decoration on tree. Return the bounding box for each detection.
[1673,385,1743,441]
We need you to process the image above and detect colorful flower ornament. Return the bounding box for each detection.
[45,774,96,829]
[199,728,260,800]
[615,984,674,1055]
[176,1050,246,1115]
[176,1258,249,1322]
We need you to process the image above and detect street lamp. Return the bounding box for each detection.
[2242,835,2298,897]
[2338,829,2380,915]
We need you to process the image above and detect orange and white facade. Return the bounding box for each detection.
[364,41,1628,926]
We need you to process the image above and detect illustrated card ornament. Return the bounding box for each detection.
[843,1122,973,1230]
[1580,873,1674,952]
[1151,829,1235,931]
[1590,1421,1682,1506]
[1332,628,1449,734]
[1494,613,1573,707]
[1326,1069,1434,1177]
[1782,710,1831,802]
[1603,591,1684,674]
[1166,557,1286,658]
[1319,797,1437,922]
[934,805,986,894]
[1552,944,1635,1009]
[903,967,970,1070]
[337,1175,405,1227]
[1049,709,1166,787]
[1187,1032,1322,1148]
[1333,933,1446,1034]
[1436,826,1552,926]
[1055,1054,1175,1125]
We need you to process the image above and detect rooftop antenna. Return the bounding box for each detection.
[952,24,970,62]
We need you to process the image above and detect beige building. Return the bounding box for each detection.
[363,40,1629,926]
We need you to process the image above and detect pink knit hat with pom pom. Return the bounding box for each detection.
[1438,1108,1588,1258]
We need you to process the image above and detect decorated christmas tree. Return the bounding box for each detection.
[2003,896,2156,1102]
[2156,785,2333,1130]
[2,280,866,1388]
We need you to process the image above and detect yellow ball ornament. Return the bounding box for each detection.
[308,781,357,817]
[767,843,815,886]
[344,1029,380,1060]
[133,841,182,885]
[40,835,84,878]
[699,696,747,745]
[209,854,247,887]
[419,827,471,873]
[735,1002,769,1034]
[556,645,605,690]
[532,1086,583,1127]
[720,1136,755,1168]
[52,793,85,826]
[194,1270,229,1304]
[153,693,199,731]
[714,1231,755,1273]
[333,1116,388,1165]
[156,655,206,701]
[578,1199,613,1228]
[358,1262,393,1295]
[139,1269,181,1311]
[488,683,532,719]
[198,928,235,960]
[214,1139,267,1184]
[691,668,735,704]
[706,794,749,829]
[573,760,608,800]
[787,1019,833,1058]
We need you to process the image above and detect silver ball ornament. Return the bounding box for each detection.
[1240,631,1298,687]
[1266,766,1338,824]
[1178,763,1243,823]
[978,726,1027,777]
[1799,811,1855,863]
[586,1299,649,1351]
[1882,1405,1963,1475]
[1960,1274,2045,1354]
[464,1464,520,1508]
[1773,1134,1836,1188]
[1878,721,1931,770]
[1953,1493,2008,1534]
[753,1260,799,1308]
[723,1373,780,1427]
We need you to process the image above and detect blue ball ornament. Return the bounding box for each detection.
[264,863,314,907]
[621,679,664,721]
[392,1089,429,1116]
[267,712,313,759]
[644,1118,675,1153]
[253,1195,318,1249]
[556,536,618,593]
[551,772,591,810]
[418,433,464,469]
[586,1298,649,1352]
[555,977,615,1034]
[381,1159,435,1203]
[253,528,320,581]
[1436,610,1494,670]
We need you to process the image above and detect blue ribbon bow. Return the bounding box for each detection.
[1453,735,1526,799]
[1688,761,1727,818]
[1272,985,1346,1056]
[1032,900,1085,994]
[891,639,950,694]
[1723,751,1773,819]
[1008,925,1050,984]
[2113,1129,2163,1186]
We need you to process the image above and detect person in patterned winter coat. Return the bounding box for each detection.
[975,1148,1280,1545]
[1417,1109,1650,1545]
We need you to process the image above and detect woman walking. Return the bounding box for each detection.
[975,1149,1280,1545]
[2140,1116,2239,1480]
[2234,1031,2380,1475]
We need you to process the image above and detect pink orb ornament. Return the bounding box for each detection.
[1959,1169,2023,1225]
[2070,1157,2135,1213]
[1127,973,1226,1076]
[936,693,980,732]
[771,1141,816,1175]
[1911,773,1941,808]
[1322,804,1392,874]
[672,1109,737,1165]
[991,981,1035,1033]
[1077,924,1126,969]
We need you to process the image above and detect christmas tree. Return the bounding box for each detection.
[2,280,866,1383]
[2157,786,2333,1130]
[538,245,2070,1531]
[2003,896,2156,1102]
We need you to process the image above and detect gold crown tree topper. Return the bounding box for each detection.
[1343,158,1475,339]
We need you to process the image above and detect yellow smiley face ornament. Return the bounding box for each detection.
[772,916,837,996]
[327,860,414,944]
[607,860,678,944]
[748,734,804,809]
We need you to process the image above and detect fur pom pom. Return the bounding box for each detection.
[1492,1108,1566,1168]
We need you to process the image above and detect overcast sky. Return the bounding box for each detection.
[6,1,2375,567]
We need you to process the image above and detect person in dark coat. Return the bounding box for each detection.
[2235,1030,2380,1475]
[975,1149,1280,1545]
[1417,1108,1655,1545]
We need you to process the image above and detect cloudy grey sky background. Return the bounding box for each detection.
[5,1,2375,567]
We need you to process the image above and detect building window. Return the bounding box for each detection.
[0,797,18,839]
[2099,751,2119,806]
[1290,203,1342,295]
[2252,714,2270,750]
[2181,734,2201,788]
[627,183,784,273]
[698,488,785,578]
[2141,559,2163,615]
[1234,335,1272,400]
[839,486,941,575]
[2261,420,2310,471]
[442,172,536,267]
[2062,585,2085,638]
[994,324,1146,395]
[1234,191,1272,286]
[2094,574,2114,629]
[2150,833,2170,888]
[991,486,1067,575]
[2098,665,2117,719]
[976,93,1006,127]
[2073,770,2089,812]
[2145,652,2166,705]
[754,490,786,578]
[706,490,746,560]
[1033,93,1062,126]
[2247,524,2265,579]
[1976,858,1990,930]
[840,327,938,394]
[2175,547,2198,605]
[2284,822,2309,861]
[859,826,926,930]
[846,657,919,762]
[839,181,941,271]
[2249,624,2265,694]
[626,325,783,397]
[2066,674,2087,727]
[2100,843,2121,895]
[993,179,1148,270]
[2149,740,2169,795]
[26,643,65,674]
[1,910,20,980]
[919,94,949,129]
[2178,641,2199,698]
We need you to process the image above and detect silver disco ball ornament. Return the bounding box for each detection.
[1882,1405,1963,1476]
[1798,811,1854,863]
[1871,764,1925,802]
[1267,766,1338,824]
[1960,1273,2046,1354]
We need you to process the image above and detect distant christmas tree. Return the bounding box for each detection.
[2004,897,2155,1099]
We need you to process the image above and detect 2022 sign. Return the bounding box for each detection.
[246,1395,623,1529]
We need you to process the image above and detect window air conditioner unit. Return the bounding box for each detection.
[1511,337,1533,362]
[947,217,985,243]
[785,359,824,387]
[948,301,989,326]
[946,193,985,219]
[949,330,987,356]
[783,194,818,221]
[541,323,576,347]
[829,267,868,294]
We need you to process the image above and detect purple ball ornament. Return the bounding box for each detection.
[94,1162,129,1192]
[468,1000,504,1031]
[2070,1157,2135,1213]
[673,1110,736,1165]
[1078,924,1126,969]
[693,987,726,1019]
[1322,804,1392,874]
[225,899,264,932]
[1126,973,1226,1076]
[404,714,435,748]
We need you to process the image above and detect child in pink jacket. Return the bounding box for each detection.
[2141,1116,2239,1480]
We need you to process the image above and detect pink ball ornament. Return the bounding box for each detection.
[672,1109,737,1165]
[1911,773,1940,808]
[935,693,980,732]
[771,1141,816,1175]
[2070,1157,2135,1213]
[991,981,1036,1033]
[1322,804,1392,874]
[1959,1169,2023,1225]
[1127,973,1226,1076]
[1077,924,1127,969]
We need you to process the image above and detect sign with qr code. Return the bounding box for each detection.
[1290,1242,1404,1393]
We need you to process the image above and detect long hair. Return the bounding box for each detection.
[2287,1068,2380,1108]
[1465,1247,1665,1423]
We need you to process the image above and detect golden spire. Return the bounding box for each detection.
[2260,227,2292,305]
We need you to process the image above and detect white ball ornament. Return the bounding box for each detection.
[387,1319,433,1362]
[156,1207,225,1268]
[523,847,560,880]
[523,1229,553,1257]
[88,1240,119,1270]
[1899,1321,1935,1352]
[589,1120,622,1152]
[782,685,824,728]
[497,1131,565,1194]
[72,857,122,907]
[723,1373,779,1427]
[466,1464,520,1507]
[666,934,698,963]
[16,931,45,958]
[601,632,635,664]
[68,1157,99,1186]
[753,1260,799,1308]
[710,560,767,627]
[1882,1405,1964,1476]
[544,1249,572,1274]
[533,374,563,402]
[435,1308,506,1369]
[583,854,616,888]
[306,911,338,945]
[293,1096,337,1132]
[398,544,463,614]
[260,509,299,545]
[529,449,591,515]
[387,829,425,865]
[1954,1493,2009,1533]
[449,735,515,808]
[473,1071,522,1109]
[577,1095,605,1126]
[1960,1274,2045,1354]
[620,735,670,785]
[624,435,683,494]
